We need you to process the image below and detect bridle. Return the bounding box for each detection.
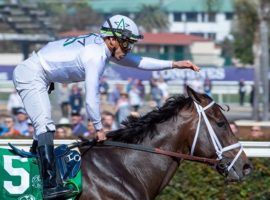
[74,101,243,172]
[191,101,243,174]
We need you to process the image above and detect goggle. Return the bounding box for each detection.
[118,39,135,52]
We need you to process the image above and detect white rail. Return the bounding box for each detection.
[0,140,269,157]
[240,141,270,157]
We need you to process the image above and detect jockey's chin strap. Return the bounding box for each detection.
[191,101,243,172]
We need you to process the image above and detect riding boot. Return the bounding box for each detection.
[30,140,38,154]
[38,145,72,199]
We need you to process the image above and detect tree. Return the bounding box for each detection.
[257,0,270,120]
[233,0,259,65]
[233,0,270,120]
[39,1,103,32]
[134,5,169,32]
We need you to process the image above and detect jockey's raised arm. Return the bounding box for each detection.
[110,53,173,70]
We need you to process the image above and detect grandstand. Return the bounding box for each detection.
[0,0,56,58]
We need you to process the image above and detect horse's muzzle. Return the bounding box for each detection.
[216,158,253,182]
[243,163,253,176]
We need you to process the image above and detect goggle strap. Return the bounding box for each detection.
[101,25,143,40]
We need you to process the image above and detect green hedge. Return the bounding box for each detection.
[157,158,270,200]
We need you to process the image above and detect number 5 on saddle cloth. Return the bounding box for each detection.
[4,143,82,200]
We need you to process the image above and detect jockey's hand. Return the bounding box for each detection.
[172,60,200,72]
[96,129,107,142]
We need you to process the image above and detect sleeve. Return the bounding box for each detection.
[110,53,173,71]
[84,58,104,130]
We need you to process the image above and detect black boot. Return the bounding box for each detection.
[30,140,38,154]
[38,145,72,199]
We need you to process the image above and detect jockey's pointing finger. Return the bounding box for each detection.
[172,60,200,72]
[192,64,200,72]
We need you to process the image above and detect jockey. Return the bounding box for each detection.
[12,14,200,199]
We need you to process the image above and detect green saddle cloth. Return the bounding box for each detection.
[0,148,82,200]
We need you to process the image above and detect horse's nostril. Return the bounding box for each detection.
[243,163,252,176]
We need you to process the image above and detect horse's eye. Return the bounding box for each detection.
[217,122,225,127]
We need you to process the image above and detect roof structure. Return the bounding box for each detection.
[0,1,56,42]
[89,0,234,14]
[59,30,207,46]
[139,32,208,45]
[164,0,234,12]
[89,0,164,14]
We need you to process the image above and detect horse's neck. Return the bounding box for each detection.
[146,116,187,153]
[80,115,189,199]
[135,116,186,198]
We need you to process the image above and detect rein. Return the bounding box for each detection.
[191,101,243,172]
[102,141,218,165]
[74,140,218,165]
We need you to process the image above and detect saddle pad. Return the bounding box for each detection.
[0,148,82,200]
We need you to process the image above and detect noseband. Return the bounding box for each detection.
[191,101,243,173]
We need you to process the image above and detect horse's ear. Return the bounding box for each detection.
[186,85,201,103]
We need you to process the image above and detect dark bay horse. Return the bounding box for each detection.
[78,86,252,200]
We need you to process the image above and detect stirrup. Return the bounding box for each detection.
[43,185,73,200]
[8,143,37,158]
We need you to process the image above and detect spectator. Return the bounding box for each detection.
[250,84,255,107]
[126,77,134,93]
[58,118,72,138]
[204,77,212,97]
[2,116,20,136]
[157,77,169,102]
[108,84,123,105]
[0,126,6,136]
[99,76,109,102]
[115,92,131,126]
[134,79,145,100]
[55,127,67,139]
[7,90,24,115]
[129,85,141,112]
[239,79,246,106]
[250,125,264,139]
[71,111,87,136]
[229,121,239,135]
[58,117,70,126]
[14,108,28,136]
[58,84,70,118]
[102,111,117,132]
[0,116,8,136]
[150,78,163,107]
[191,76,204,93]
[84,120,96,138]
[69,84,83,114]
[26,119,35,137]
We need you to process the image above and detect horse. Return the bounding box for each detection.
[78,86,252,200]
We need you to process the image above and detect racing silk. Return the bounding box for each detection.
[37,33,173,130]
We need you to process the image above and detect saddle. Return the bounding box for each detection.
[9,143,81,181]
[8,143,82,200]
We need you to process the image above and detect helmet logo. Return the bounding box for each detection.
[115,18,130,30]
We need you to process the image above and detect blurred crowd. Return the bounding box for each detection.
[0,77,175,139]
[0,76,265,140]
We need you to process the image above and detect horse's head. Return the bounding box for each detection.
[186,86,252,182]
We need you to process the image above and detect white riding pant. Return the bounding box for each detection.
[13,53,55,138]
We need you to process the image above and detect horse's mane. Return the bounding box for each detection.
[107,95,192,143]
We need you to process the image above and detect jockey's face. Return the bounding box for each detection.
[105,37,134,60]
[114,41,126,60]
